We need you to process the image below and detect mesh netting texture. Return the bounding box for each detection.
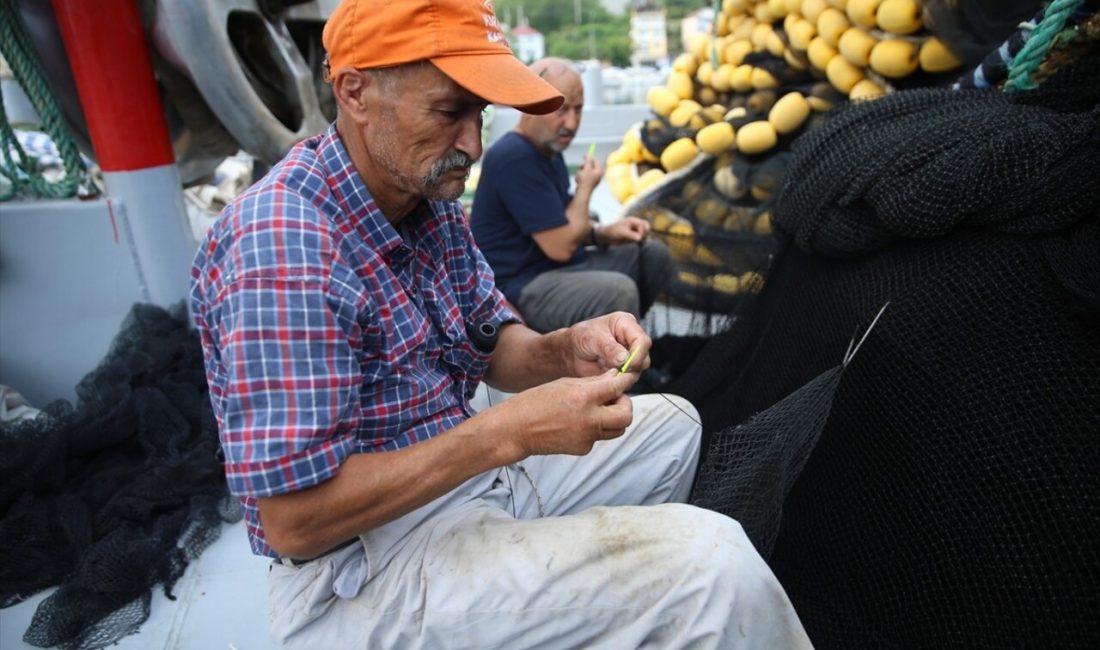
[679,44,1100,649]
[690,364,843,560]
[0,303,240,650]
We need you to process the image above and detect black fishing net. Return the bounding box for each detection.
[0,303,239,650]
[690,302,889,560]
[689,364,843,559]
[680,37,1100,649]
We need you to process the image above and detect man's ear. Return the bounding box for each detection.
[331,67,371,125]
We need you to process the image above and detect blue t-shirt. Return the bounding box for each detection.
[471,132,587,305]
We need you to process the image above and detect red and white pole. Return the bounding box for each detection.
[51,0,195,307]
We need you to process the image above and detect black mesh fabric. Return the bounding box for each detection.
[690,365,843,559]
[0,303,240,650]
[676,43,1100,649]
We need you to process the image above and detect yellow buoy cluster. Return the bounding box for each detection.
[606,0,962,309]
[786,0,964,99]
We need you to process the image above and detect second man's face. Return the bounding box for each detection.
[530,71,585,157]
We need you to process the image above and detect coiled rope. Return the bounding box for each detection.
[1004,0,1087,91]
[0,2,92,200]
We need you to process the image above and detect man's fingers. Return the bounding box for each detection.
[598,393,634,433]
[607,320,651,373]
[592,370,636,406]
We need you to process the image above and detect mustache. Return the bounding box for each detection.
[428,150,475,180]
[556,129,576,139]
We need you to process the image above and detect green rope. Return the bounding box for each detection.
[0,74,26,201]
[1004,0,1085,92]
[0,1,91,200]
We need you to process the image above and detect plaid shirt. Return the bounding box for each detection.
[190,125,515,557]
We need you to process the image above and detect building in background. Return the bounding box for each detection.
[629,3,668,67]
[680,7,715,53]
[511,23,545,63]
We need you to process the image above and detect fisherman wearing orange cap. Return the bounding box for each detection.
[190,1,810,647]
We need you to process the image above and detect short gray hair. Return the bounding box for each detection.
[364,60,433,92]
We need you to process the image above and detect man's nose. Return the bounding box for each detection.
[563,109,581,131]
[456,114,483,162]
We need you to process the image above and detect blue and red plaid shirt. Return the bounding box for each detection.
[190,125,516,557]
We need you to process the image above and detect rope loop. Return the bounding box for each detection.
[0,2,94,200]
[1004,0,1087,92]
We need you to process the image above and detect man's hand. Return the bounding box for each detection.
[575,154,603,194]
[489,369,637,457]
[535,153,605,263]
[487,311,650,459]
[565,311,652,378]
[598,216,650,245]
[484,313,650,395]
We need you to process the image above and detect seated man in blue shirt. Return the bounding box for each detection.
[471,57,674,333]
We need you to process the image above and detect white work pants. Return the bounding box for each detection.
[268,394,811,649]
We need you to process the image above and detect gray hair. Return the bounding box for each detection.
[364,60,433,92]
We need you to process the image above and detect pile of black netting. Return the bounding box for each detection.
[679,41,1100,649]
[0,303,239,650]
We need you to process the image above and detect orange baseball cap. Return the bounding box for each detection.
[322,0,564,115]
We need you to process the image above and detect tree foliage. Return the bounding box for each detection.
[494,1,711,64]
[546,20,633,67]
[664,0,706,20]
[493,0,613,35]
